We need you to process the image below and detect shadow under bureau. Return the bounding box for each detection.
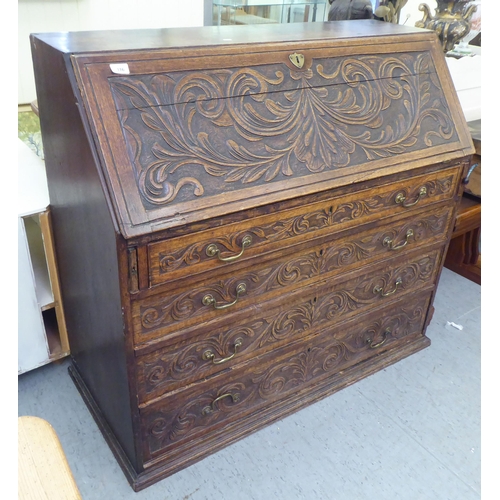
[30,20,474,491]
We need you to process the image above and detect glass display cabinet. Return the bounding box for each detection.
[213,0,327,26]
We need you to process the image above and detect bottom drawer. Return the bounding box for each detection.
[140,291,433,463]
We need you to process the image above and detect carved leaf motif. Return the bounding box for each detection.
[110,52,457,207]
[143,325,258,389]
[142,275,429,396]
[143,291,430,456]
[140,251,438,339]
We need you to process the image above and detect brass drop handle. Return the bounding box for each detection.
[202,392,240,415]
[383,229,414,251]
[366,329,391,349]
[373,277,403,297]
[202,338,243,365]
[202,283,247,310]
[395,186,427,207]
[206,235,252,263]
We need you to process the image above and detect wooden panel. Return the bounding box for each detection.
[68,24,473,238]
[135,281,436,402]
[39,209,70,354]
[107,50,440,106]
[31,37,139,470]
[107,58,456,211]
[18,416,82,500]
[147,167,460,287]
[452,195,481,237]
[444,195,481,285]
[133,247,443,345]
[139,290,431,461]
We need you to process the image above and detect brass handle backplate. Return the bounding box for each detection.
[373,277,403,297]
[206,235,252,262]
[202,392,240,415]
[202,338,243,365]
[366,329,391,349]
[383,229,414,251]
[395,186,427,208]
[202,283,247,310]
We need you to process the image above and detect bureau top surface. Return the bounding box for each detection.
[32,21,474,239]
[33,21,426,54]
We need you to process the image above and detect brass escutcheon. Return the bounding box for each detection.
[289,52,305,69]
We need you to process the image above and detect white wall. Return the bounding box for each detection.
[18,0,205,104]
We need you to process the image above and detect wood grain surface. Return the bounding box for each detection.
[18,416,81,500]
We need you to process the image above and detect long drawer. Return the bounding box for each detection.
[135,247,442,404]
[139,290,432,463]
[146,166,461,288]
[135,246,443,401]
[133,238,444,346]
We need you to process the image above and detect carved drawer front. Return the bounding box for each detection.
[139,291,431,462]
[136,279,433,402]
[133,245,442,346]
[135,205,452,399]
[146,166,460,288]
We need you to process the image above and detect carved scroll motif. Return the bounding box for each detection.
[156,177,454,276]
[139,251,439,342]
[110,52,457,208]
[143,298,426,456]
[140,212,449,397]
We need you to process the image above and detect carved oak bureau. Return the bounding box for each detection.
[31,21,474,490]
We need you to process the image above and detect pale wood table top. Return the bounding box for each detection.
[18,416,81,500]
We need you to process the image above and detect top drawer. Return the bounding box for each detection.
[147,166,461,287]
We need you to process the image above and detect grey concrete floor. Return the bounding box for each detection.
[18,268,480,500]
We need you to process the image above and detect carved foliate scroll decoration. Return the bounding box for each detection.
[109,52,457,209]
[157,186,453,277]
[138,251,439,343]
[140,286,433,397]
[143,298,427,456]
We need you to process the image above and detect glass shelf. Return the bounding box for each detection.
[213,0,327,26]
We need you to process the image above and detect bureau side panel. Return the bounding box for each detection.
[30,36,138,470]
